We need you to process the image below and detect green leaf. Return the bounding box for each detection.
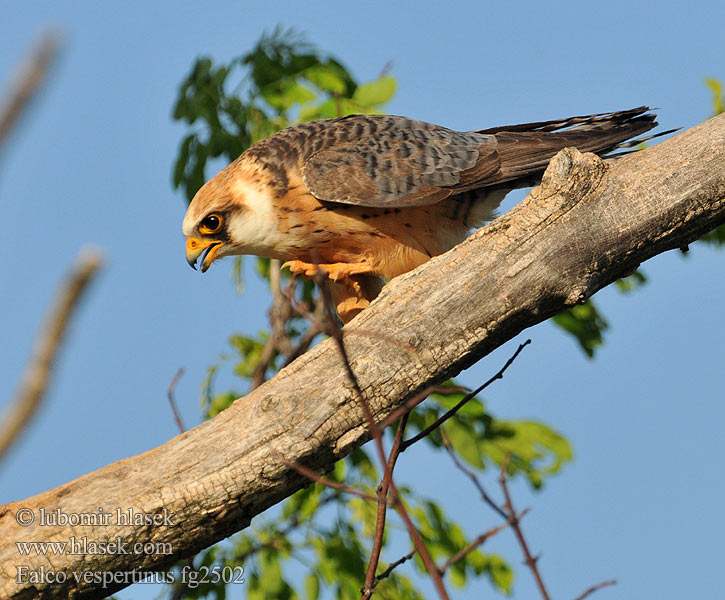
[482,420,573,488]
[262,80,317,112]
[257,548,295,598]
[347,447,379,483]
[299,97,343,121]
[281,483,324,522]
[479,553,514,593]
[432,385,486,419]
[698,223,725,246]
[443,416,484,469]
[183,141,207,203]
[331,457,346,481]
[304,573,320,600]
[614,269,647,293]
[551,299,608,358]
[705,77,724,116]
[353,75,396,107]
[303,63,348,94]
[349,497,379,538]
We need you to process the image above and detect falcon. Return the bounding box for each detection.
[183,107,660,322]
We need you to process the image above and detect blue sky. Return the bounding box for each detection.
[1,1,723,599]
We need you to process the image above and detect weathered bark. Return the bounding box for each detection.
[2,114,724,599]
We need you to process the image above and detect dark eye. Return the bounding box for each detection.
[200,214,222,233]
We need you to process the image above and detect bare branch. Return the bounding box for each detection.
[438,522,510,576]
[362,414,408,599]
[378,385,464,431]
[440,430,507,521]
[311,266,450,599]
[372,548,416,585]
[282,458,378,503]
[401,340,530,450]
[499,455,550,600]
[319,274,386,447]
[388,489,449,599]
[251,259,292,389]
[571,579,618,600]
[0,31,62,154]
[167,368,186,434]
[0,248,102,462]
[281,320,323,367]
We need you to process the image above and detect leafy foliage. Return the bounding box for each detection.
[698,224,725,246]
[170,28,573,599]
[551,300,609,358]
[408,387,572,489]
[172,26,393,204]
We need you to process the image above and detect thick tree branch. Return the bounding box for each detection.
[1,115,723,599]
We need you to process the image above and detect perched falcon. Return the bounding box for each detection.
[184,107,659,321]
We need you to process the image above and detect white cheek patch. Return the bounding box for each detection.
[226,183,282,256]
[240,183,275,219]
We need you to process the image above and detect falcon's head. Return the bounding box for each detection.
[182,168,282,272]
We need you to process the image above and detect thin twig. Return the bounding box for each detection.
[269,261,294,357]
[249,334,278,389]
[440,430,507,521]
[401,340,531,450]
[499,455,550,600]
[251,259,293,389]
[438,522,510,576]
[291,260,450,599]
[571,579,617,600]
[387,488,449,599]
[282,458,378,503]
[168,495,336,600]
[281,321,323,367]
[0,248,102,462]
[319,281,384,443]
[167,368,186,434]
[284,278,419,358]
[237,495,337,563]
[378,60,394,78]
[372,548,416,585]
[371,518,511,586]
[309,267,450,600]
[362,414,409,599]
[0,31,62,154]
[379,385,465,431]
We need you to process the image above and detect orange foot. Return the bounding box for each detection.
[281,260,373,281]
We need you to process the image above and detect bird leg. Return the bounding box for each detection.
[281,261,382,322]
[327,275,385,323]
[282,260,373,281]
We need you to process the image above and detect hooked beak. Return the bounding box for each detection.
[185,238,223,273]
